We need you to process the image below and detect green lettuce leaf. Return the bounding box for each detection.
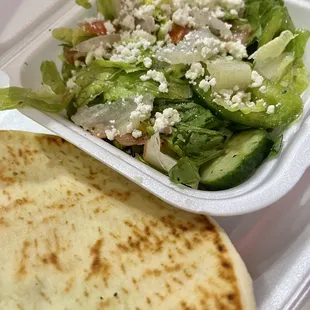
[61,61,75,83]
[75,0,92,9]
[91,59,144,73]
[287,28,310,59]
[168,157,200,189]
[244,0,295,46]
[0,87,73,112]
[40,61,66,95]
[280,59,309,95]
[103,71,192,102]
[52,27,92,46]
[96,0,120,20]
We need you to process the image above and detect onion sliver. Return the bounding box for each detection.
[144,133,177,172]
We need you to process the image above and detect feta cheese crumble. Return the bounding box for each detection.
[250,71,264,88]
[199,76,217,92]
[153,108,181,134]
[140,70,169,93]
[143,57,153,68]
[266,105,275,114]
[185,62,205,81]
[132,129,143,139]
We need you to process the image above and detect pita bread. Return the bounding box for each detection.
[0,131,256,310]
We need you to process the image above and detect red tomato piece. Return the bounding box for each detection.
[63,46,77,65]
[80,21,107,36]
[169,24,190,44]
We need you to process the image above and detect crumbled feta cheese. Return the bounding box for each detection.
[66,76,77,89]
[225,40,248,60]
[110,38,152,63]
[93,42,106,58]
[104,21,116,35]
[276,102,282,107]
[143,57,153,68]
[130,95,153,122]
[199,78,211,92]
[105,127,119,141]
[199,76,216,92]
[132,129,143,139]
[185,62,205,81]
[140,70,169,93]
[251,71,264,88]
[82,13,105,24]
[173,5,195,28]
[259,85,267,93]
[121,15,135,30]
[134,5,155,19]
[267,105,275,114]
[153,108,181,133]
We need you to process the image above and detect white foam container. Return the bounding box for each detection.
[0,0,310,218]
[1,1,310,308]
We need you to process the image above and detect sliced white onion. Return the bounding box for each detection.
[207,58,252,91]
[193,9,232,39]
[144,132,177,172]
[249,30,296,62]
[71,95,154,138]
[156,29,216,64]
[72,34,121,53]
[254,52,295,82]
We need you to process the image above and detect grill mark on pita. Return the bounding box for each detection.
[180,301,197,310]
[64,277,75,293]
[87,239,111,287]
[1,197,34,213]
[16,240,31,277]
[105,189,131,202]
[40,291,52,304]
[17,304,24,310]
[36,135,66,147]
[0,217,9,227]
[42,253,63,271]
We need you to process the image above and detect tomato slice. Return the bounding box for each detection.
[63,46,77,65]
[80,21,107,36]
[169,24,190,44]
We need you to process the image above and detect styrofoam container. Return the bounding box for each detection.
[1,0,310,217]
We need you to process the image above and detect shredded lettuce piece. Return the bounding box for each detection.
[40,61,66,95]
[96,0,120,20]
[75,0,92,9]
[0,87,72,112]
[244,0,295,46]
[169,157,200,189]
[52,28,92,46]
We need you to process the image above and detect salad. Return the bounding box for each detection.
[0,0,309,190]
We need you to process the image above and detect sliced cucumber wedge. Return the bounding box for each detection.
[200,130,273,190]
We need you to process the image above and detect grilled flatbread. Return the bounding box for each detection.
[0,131,256,310]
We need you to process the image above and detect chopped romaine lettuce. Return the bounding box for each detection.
[75,0,92,9]
[0,87,72,112]
[52,28,92,46]
[169,157,200,189]
[40,61,66,95]
[96,0,120,20]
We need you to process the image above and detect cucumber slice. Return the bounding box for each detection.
[193,81,303,129]
[200,130,273,190]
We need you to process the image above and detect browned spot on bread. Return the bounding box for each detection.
[40,291,52,304]
[17,304,24,310]
[87,239,111,287]
[17,241,31,277]
[36,135,66,147]
[84,291,89,297]
[64,277,75,293]
[121,287,129,294]
[146,297,151,305]
[42,253,62,271]
[143,268,162,277]
[180,301,197,310]
[105,189,131,202]
[0,217,9,227]
[121,263,126,274]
